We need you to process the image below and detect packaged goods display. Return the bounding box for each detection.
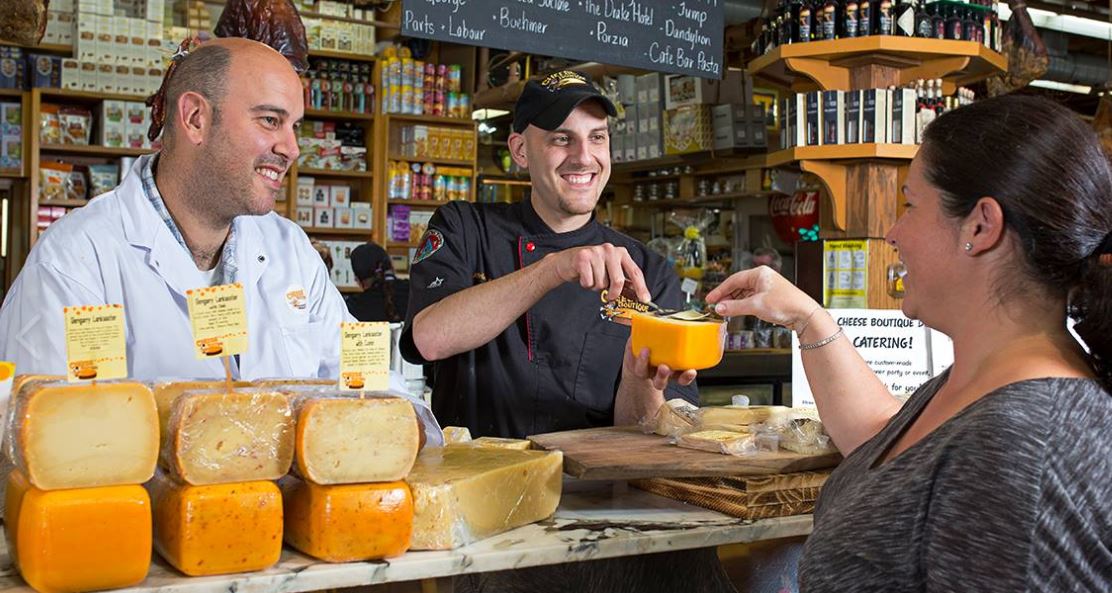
[406,447,563,550]
[379,46,470,118]
[298,119,368,171]
[387,161,472,202]
[303,58,374,115]
[0,101,21,173]
[147,470,283,576]
[779,80,974,148]
[392,125,476,161]
[756,0,1002,53]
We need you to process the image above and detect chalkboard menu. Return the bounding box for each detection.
[401,0,724,79]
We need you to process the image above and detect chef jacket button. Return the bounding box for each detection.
[526,242,536,252]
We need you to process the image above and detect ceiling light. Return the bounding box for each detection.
[999,4,1112,41]
[472,108,510,120]
[1029,79,1093,94]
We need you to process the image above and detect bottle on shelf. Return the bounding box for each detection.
[914,0,933,37]
[894,0,916,37]
[799,0,815,42]
[858,0,873,36]
[819,0,841,40]
[931,3,946,38]
[877,0,893,35]
[945,5,962,39]
[844,0,859,37]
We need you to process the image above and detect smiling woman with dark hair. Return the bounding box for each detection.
[708,94,1112,592]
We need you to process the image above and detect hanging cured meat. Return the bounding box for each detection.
[214,0,309,73]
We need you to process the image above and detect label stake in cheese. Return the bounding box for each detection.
[162,389,294,486]
[148,470,282,576]
[295,396,419,484]
[11,381,159,490]
[5,470,151,593]
[281,475,412,562]
[151,380,252,437]
[406,447,563,550]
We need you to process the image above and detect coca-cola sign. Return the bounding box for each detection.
[769,191,820,244]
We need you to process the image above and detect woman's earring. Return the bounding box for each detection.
[964,242,973,252]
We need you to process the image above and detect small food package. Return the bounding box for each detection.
[773,417,839,455]
[675,429,758,457]
[59,106,92,145]
[38,162,72,202]
[38,104,61,145]
[643,398,700,437]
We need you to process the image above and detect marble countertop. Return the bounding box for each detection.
[0,479,813,593]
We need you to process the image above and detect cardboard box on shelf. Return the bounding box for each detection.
[352,203,372,230]
[664,74,719,110]
[98,100,127,147]
[334,206,354,228]
[314,206,334,228]
[890,88,916,145]
[663,105,712,155]
[295,207,313,227]
[330,185,351,207]
[822,90,844,146]
[296,177,315,206]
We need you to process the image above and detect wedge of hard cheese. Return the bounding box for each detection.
[162,389,294,486]
[5,470,151,593]
[406,447,562,550]
[281,475,413,562]
[151,380,251,438]
[294,395,419,484]
[699,405,793,429]
[676,430,757,456]
[148,470,282,576]
[11,380,159,490]
[448,437,532,450]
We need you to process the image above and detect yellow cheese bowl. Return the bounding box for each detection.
[630,312,726,370]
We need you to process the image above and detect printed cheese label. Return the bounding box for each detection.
[186,283,248,360]
[339,321,390,392]
[63,304,128,382]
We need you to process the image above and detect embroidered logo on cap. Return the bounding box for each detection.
[285,285,308,312]
[427,277,444,289]
[412,230,445,266]
[540,71,588,92]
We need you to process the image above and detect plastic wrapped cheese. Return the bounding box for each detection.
[648,398,700,436]
[406,447,563,550]
[292,394,419,484]
[280,475,413,562]
[5,470,151,593]
[150,379,252,437]
[162,388,294,486]
[252,378,336,388]
[279,385,445,449]
[675,430,758,456]
[630,312,726,370]
[699,405,794,429]
[147,470,282,576]
[8,380,159,490]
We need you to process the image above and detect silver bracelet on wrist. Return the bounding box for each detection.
[799,327,845,350]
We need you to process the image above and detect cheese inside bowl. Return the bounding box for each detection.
[629,311,727,370]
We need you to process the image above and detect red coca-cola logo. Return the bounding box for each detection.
[769,191,819,243]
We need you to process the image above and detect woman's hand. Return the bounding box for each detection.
[705,266,820,331]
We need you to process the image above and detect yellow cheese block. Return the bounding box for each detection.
[294,396,419,484]
[252,378,335,388]
[699,405,793,428]
[162,389,294,486]
[151,380,251,437]
[675,430,756,456]
[11,381,159,490]
[406,447,563,550]
[147,470,282,576]
[441,426,472,444]
[630,313,726,370]
[5,470,151,593]
[280,475,412,562]
[451,437,532,450]
[652,398,700,437]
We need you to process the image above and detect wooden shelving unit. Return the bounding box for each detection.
[745,37,1006,308]
[386,199,457,207]
[387,154,474,167]
[40,144,152,158]
[307,49,376,62]
[298,227,372,236]
[296,167,373,179]
[304,108,375,122]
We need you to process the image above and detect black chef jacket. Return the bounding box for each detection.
[400,198,699,439]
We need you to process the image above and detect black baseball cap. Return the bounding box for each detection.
[350,243,393,282]
[512,70,617,134]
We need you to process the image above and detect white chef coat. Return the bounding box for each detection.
[0,155,351,381]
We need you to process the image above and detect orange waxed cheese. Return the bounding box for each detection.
[280,475,413,562]
[4,470,151,593]
[630,313,726,370]
[147,470,282,576]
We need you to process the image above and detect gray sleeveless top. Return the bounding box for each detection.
[799,371,1112,592]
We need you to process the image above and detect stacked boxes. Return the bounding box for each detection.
[1,102,22,173]
[98,100,152,149]
[322,240,364,288]
[0,47,28,89]
[294,177,370,231]
[712,103,768,150]
[302,17,375,56]
[394,125,475,161]
[69,0,166,96]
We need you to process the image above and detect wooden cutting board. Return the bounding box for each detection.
[527,426,841,480]
[629,470,832,520]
